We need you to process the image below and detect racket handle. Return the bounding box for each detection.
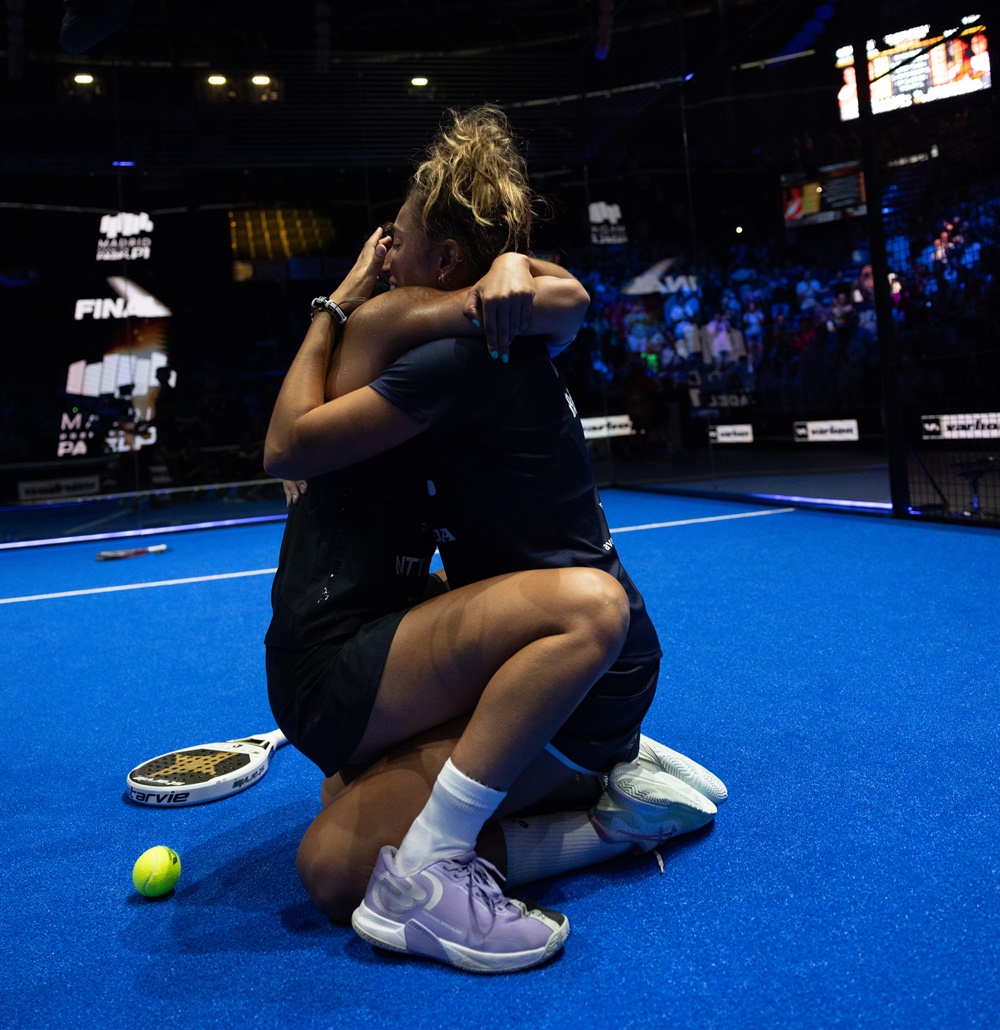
[240,729,288,750]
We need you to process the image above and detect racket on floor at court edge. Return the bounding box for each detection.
[126,729,289,806]
[95,544,168,561]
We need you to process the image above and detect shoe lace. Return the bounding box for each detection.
[442,853,510,939]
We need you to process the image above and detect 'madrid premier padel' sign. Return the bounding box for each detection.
[56,212,175,461]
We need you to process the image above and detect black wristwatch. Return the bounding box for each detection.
[310,296,348,327]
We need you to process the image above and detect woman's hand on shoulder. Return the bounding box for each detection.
[463,252,535,363]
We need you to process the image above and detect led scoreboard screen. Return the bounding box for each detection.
[836,16,991,121]
[782,162,866,227]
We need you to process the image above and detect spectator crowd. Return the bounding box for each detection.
[555,182,998,457]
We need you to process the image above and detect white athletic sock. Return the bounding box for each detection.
[500,810,633,888]
[394,758,507,876]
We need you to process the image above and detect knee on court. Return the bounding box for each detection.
[295,828,361,924]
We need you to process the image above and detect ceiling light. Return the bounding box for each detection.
[410,76,428,87]
[251,75,271,86]
[74,73,94,84]
[207,75,227,86]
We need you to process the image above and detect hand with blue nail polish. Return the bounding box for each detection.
[463,252,536,365]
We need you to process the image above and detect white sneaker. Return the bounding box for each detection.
[590,763,717,851]
[636,735,728,806]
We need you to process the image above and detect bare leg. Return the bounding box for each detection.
[364,566,627,888]
[297,718,579,923]
[346,566,630,789]
[320,773,347,810]
[303,727,726,923]
[299,566,628,921]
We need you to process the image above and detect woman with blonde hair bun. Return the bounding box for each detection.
[264,104,725,973]
[409,104,535,276]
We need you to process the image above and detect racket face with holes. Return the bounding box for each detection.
[126,730,287,806]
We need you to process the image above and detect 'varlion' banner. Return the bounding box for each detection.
[921,413,1000,440]
[17,475,102,502]
[709,424,754,444]
[793,419,859,442]
[581,414,634,439]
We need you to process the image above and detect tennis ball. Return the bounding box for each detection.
[132,845,181,897]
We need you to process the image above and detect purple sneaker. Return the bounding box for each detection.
[352,846,569,973]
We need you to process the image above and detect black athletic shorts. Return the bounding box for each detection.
[265,608,410,779]
[546,658,660,775]
[268,613,658,780]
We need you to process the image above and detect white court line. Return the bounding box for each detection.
[611,506,795,533]
[0,507,796,605]
[0,568,277,605]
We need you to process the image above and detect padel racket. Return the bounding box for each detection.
[96,544,167,561]
[126,729,288,806]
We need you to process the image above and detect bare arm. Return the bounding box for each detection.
[462,254,590,361]
[265,382,423,481]
[324,286,467,400]
[328,253,589,398]
[264,227,393,479]
[264,249,589,481]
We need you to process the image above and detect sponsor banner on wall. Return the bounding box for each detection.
[0,204,235,470]
[588,201,628,246]
[60,274,174,458]
[709,424,754,444]
[17,475,102,502]
[621,257,699,297]
[793,418,860,442]
[921,413,1000,440]
[96,211,154,262]
[581,414,635,439]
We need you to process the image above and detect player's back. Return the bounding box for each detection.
[423,339,661,663]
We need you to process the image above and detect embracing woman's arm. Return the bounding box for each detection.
[327,253,589,398]
[264,247,589,480]
[263,227,389,479]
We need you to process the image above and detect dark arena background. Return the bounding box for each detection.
[1,4,998,1029]
[1,0,997,538]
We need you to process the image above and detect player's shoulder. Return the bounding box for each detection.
[406,335,480,365]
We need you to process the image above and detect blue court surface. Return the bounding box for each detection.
[1,490,998,1029]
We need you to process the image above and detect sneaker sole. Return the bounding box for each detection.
[638,735,728,806]
[611,765,716,816]
[591,767,717,848]
[351,902,569,974]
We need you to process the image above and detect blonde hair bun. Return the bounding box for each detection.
[409,104,536,277]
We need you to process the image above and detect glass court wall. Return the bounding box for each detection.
[2,5,997,544]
